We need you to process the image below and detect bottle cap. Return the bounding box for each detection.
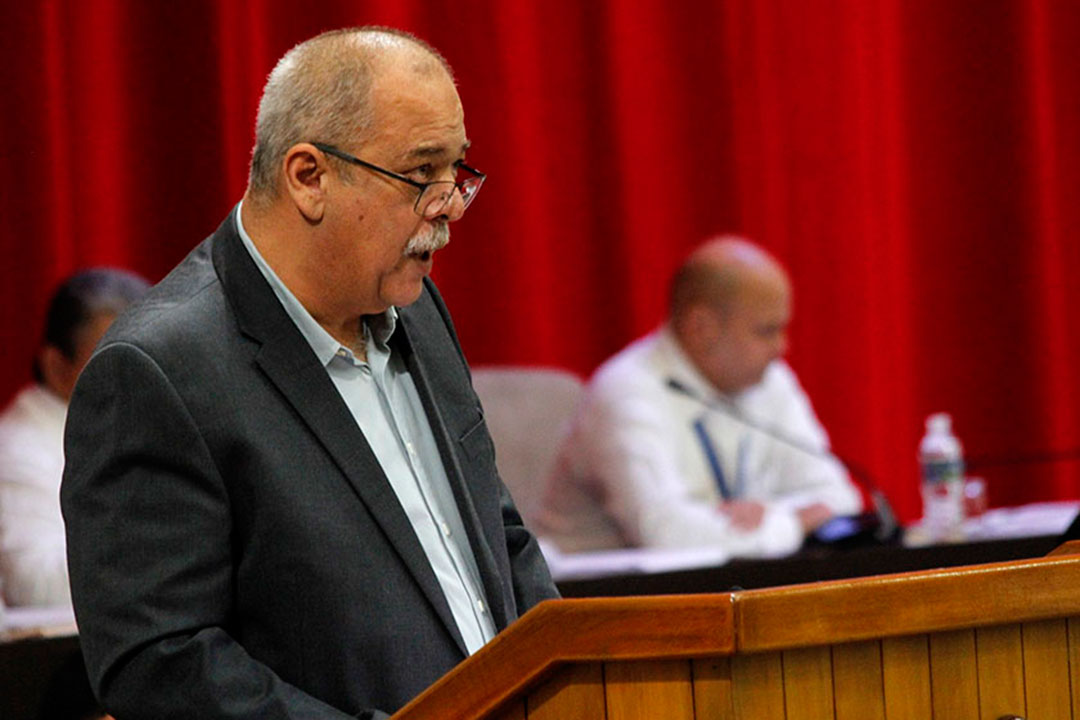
[926,412,952,434]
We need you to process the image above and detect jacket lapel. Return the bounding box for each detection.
[209,210,469,655]
[395,303,510,632]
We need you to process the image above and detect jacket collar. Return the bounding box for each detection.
[209,205,475,656]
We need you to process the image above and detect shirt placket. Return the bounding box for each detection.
[363,343,492,648]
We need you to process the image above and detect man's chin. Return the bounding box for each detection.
[735,368,770,394]
[383,279,427,309]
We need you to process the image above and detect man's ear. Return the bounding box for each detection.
[282,144,327,223]
[681,303,727,354]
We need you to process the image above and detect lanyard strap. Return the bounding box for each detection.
[693,417,734,500]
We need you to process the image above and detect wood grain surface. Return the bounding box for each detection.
[526,663,604,720]
[690,657,734,720]
[881,635,932,720]
[975,624,1025,719]
[730,652,785,719]
[393,594,733,720]
[1021,618,1073,719]
[833,640,885,720]
[735,549,1080,651]
[392,544,1080,719]
[604,659,695,720]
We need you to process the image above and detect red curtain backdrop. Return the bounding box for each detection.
[2,0,1079,522]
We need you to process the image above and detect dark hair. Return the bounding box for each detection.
[33,268,150,382]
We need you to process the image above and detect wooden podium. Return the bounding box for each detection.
[393,542,1080,719]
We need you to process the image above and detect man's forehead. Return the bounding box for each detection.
[367,69,467,158]
[730,280,790,321]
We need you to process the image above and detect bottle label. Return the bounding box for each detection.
[922,458,964,485]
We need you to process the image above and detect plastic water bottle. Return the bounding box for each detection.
[919,413,965,542]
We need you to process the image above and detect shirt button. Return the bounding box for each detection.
[441,522,451,537]
[476,599,486,614]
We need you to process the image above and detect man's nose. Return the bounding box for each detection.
[438,186,467,223]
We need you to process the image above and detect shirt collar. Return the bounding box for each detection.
[365,306,398,346]
[234,201,398,366]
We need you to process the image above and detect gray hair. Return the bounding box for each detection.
[247,26,452,201]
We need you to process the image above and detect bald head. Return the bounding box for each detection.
[248,26,453,202]
[670,236,790,322]
[670,236,792,394]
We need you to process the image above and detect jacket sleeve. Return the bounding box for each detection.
[61,342,375,720]
[499,478,561,610]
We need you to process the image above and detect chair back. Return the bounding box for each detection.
[471,367,584,526]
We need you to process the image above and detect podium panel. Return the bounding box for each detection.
[393,542,1080,720]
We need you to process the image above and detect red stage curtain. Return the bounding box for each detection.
[3,0,1079,521]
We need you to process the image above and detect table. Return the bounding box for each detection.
[556,532,1064,597]
[553,500,1079,597]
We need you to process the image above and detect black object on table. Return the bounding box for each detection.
[556,534,1063,598]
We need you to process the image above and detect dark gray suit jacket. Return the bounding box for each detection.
[61,209,558,719]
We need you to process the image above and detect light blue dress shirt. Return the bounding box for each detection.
[235,203,495,654]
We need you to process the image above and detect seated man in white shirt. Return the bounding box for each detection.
[0,268,148,606]
[537,236,861,558]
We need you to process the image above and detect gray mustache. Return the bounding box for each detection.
[405,223,450,256]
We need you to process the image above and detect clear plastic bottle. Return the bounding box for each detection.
[919,413,966,542]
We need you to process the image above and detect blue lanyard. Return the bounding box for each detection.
[693,417,739,500]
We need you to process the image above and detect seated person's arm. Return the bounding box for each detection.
[752,366,862,528]
[585,392,804,558]
[0,446,70,606]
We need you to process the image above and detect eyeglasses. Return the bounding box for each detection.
[311,142,486,219]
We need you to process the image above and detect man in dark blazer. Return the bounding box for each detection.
[61,27,558,720]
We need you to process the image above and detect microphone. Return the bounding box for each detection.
[665,377,900,544]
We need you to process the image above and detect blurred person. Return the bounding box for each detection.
[538,237,861,557]
[61,26,557,720]
[0,268,148,606]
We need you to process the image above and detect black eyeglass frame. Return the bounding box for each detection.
[311,142,486,217]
